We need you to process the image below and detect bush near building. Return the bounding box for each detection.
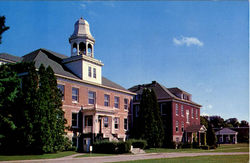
[93,140,131,154]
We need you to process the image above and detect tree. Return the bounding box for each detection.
[0,64,20,153]
[206,124,217,147]
[225,118,240,128]
[0,16,9,44]
[200,116,208,129]
[209,116,225,128]
[137,88,164,148]
[240,120,249,127]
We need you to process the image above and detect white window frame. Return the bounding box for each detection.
[181,121,184,132]
[191,108,194,118]
[181,105,184,117]
[72,87,79,103]
[124,118,128,130]
[175,104,179,116]
[186,110,190,123]
[88,66,92,77]
[57,84,65,100]
[176,121,179,132]
[88,91,96,104]
[114,96,119,109]
[93,68,96,78]
[114,117,119,129]
[124,98,128,110]
[104,94,110,106]
[104,117,108,128]
[72,112,78,128]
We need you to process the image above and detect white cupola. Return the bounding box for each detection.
[69,17,95,57]
[63,18,103,84]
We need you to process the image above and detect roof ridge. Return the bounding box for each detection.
[157,82,176,98]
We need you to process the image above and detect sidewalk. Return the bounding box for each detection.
[1,152,248,163]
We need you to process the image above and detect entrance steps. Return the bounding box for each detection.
[131,148,146,154]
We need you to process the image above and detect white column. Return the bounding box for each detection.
[235,134,237,144]
[77,43,80,55]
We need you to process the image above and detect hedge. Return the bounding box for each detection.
[128,139,147,149]
[93,140,131,154]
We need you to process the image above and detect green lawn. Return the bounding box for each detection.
[115,154,249,163]
[0,151,77,161]
[146,143,249,153]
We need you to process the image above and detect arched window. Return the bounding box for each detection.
[72,43,77,55]
[87,44,92,57]
[79,42,86,55]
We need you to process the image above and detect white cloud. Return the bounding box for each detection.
[204,104,213,110]
[80,3,86,9]
[173,36,204,47]
[201,112,210,116]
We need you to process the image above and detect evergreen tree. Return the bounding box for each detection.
[137,88,164,148]
[46,66,66,151]
[206,124,217,146]
[0,64,19,153]
[0,16,9,44]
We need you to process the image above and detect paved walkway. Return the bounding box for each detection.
[1,152,248,163]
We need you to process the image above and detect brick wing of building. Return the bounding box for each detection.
[0,18,135,152]
[129,81,206,145]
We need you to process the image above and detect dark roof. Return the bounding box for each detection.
[0,53,22,62]
[185,125,206,132]
[20,48,130,92]
[215,128,238,135]
[129,81,201,106]
[168,87,191,95]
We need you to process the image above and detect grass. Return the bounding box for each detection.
[145,143,249,153]
[114,154,249,163]
[75,153,116,157]
[0,151,77,161]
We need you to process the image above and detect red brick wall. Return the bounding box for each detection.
[172,101,200,141]
[57,78,133,136]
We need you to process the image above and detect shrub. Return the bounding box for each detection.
[209,144,217,149]
[128,139,147,149]
[182,142,192,148]
[93,140,131,154]
[177,142,183,149]
[200,145,209,150]
[192,142,200,149]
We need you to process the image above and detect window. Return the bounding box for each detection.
[114,118,119,129]
[104,94,110,106]
[176,137,180,142]
[191,108,194,118]
[85,116,93,126]
[135,105,140,117]
[57,84,65,100]
[175,104,179,115]
[72,87,79,102]
[104,117,108,127]
[124,118,128,130]
[161,103,167,115]
[196,109,198,119]
[88,91,96,104]
[93,68,96,78]
[176,121,179,132]
[186,110,190,123]
[124,98,128,110]
[181,121,184,132]
[88,66,91,77]
[72,113,78,127]
[114,96,119,108]
[181,105,184,116]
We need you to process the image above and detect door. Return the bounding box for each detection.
[84,138,91,152]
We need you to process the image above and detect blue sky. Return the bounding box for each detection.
[0,1,248,121]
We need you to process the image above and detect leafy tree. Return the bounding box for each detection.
[225,118,240,127]
[0,16,9,44]
[137,88,164,148]
[200,116,208,129]
[240,120,249,127]
[209,116,225,128]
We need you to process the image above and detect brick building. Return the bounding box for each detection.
[129,81,206,145]
[0,18,135,152]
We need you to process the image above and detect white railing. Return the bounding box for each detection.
[83,126,93,133]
